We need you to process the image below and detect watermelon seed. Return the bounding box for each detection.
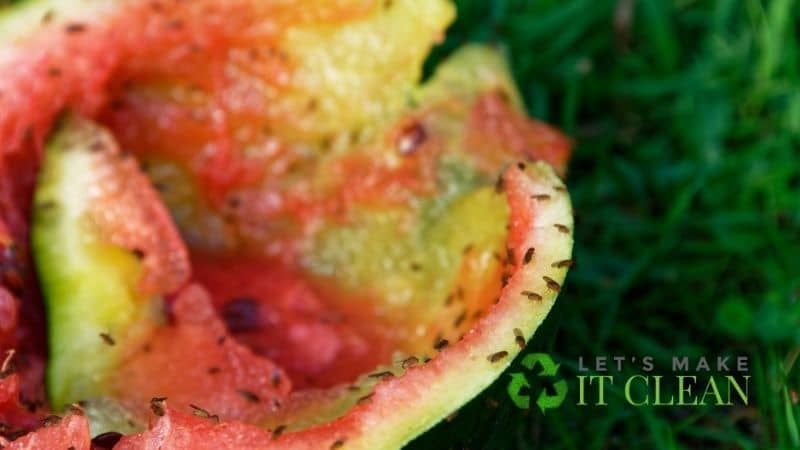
[543,276,561,292]
[238,389,260,403]
[396,122,426,156]
[190,404,219,423]
[216,336,226,345]
[506,248,514,263]
[501,273,511,287]
[409,262,421,271]
[453,309,467,327]
[513,328,526,349]
[462,243,474,254]
[444,294,453,306]
[384,0,393,8]
[149,397,167,417]
[434,339,449,351]
[272,425,287,439]
[47,67,61,77]
[552,259,575,268]
[521,291,542,301]
[99,333,115,346]
[554,224,570,233]
[41,415,61,427]
[356,393,374,404]
[456,287,464,300]
[368,371,394,380]
[531,194,551,201]
[517,162,526,170]
[91,432,123,449]
[494,175,504,194]
[271,369,282,387]
[41,10,54,24]
[523,247,535,264]
[553,185,567,192]
[68,403,85,416]
[36,200,55,210]
[208,367,221,375]
[487,351,509,363]
[331,438,347,449]
[64,23,87,33]
[401,356,419,369]
[492,251,503,264]
[472,309,484,320]
[222,297,262,332]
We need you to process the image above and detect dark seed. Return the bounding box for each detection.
[495,175,504,193]
[506,248,514,264]
[396,122,427,156]
[453,310,466,327]
[543,276,561,292]
[521,291,542,301]
[36,200,56,210]
[331,438,346,449]
[462,244,474,254]
[356,393,374,404]
[272,425,286,439]
[99,333,115,346]
[346,385,360,392]
[150,397,167,416]
[401,356,419,369]
[368,371,394,380]
[409,262,421,271]
[271,369,282,388]
[65,23,87,33]
[551,259,575,268]
[41,415,61,427]
[91,431,123,450]
[434,339,449,351]
[517,162,526,170]
[487,351,508,363]
[217,336,226,345]
[444,294,454,306]
[41,10,54,24]
[189,404,218,423]
[446,411,459,422]
[554,224,570,233]
[513,328,526,349]
[553,185,567,192]
[523,247,535,265]
[238,389,260,403]
[222,297,262,333]
[531,194,551,201]
[47,67,61,77]
[68,403,85,416]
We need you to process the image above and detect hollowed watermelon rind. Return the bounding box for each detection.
[115,161,573,450]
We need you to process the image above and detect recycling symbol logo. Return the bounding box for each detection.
[507,353,567,414]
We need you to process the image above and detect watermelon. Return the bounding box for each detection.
[0,0,573,448]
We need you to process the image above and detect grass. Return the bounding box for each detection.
[408,1,800,449]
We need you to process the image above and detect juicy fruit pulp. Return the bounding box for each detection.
[0,0,574,448]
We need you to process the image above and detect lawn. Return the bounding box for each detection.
[409,1,800,449]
